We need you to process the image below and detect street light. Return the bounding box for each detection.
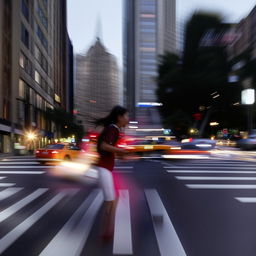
[241,89,255,134]
[25,131,37,141]
[25,131,37,155]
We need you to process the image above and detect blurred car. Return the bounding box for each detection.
[119,138,172,154]
[236,135,256,150]
[35,143,81,163]
[216,139,237,147]
[181,138,216,150]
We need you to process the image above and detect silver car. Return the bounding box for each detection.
[236,135,256,150]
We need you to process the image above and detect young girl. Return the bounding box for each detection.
[95,106,129,241]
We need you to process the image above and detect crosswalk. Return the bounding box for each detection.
[1,157,256,255]
[0,157,186,255]
[164,159,256,203]
[0,186,186,255]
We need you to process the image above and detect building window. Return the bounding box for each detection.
[41,55,48,73]
[34,45,41,62]
[36,94,43,109]
[19,79,25,98]
[17,100,25,124]
[3,99,9,120]
[21,0,29,21]
[19,54,25,68]
[36,24,48,50]
[29,88,35,105]
[21,24,29,48]
[37,5,48,29]
[34,70,41,84]
[41,0,48,8]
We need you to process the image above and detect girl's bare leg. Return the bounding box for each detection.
[101,199,118,240]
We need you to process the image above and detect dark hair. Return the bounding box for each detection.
[94,105,128,127]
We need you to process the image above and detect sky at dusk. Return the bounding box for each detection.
[68,0,256,67]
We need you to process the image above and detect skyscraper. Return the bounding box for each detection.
[0,0,71,153]
[124,0,176,123]
[75,38,120,131]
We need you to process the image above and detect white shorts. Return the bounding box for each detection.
[97,167,116,201]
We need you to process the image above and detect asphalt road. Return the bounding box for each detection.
[0,155,256,256]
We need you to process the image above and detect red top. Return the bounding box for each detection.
[96,124,120,171]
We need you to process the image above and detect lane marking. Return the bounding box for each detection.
[0,166,52,169]
[163,162,251,168]
[113,171,133,174]
[0,192,66,254]
[145,189,187,256]
[235,197,256,203]
[114,166,134,169]
[0,183,15,187]
[0,162,39,165]
[39,190,103,256]
[0,171,45,174]
[186,184,256,189]
[168,164,256,167]
[162,155,209,159]
[0,188,23,202]
[0,188,48,223]
[176,176,256,181]
[1,159,36,161]
[113,190,133,255]
[0,177,6,180]
[167,170,256,174]
[165,166,256,170]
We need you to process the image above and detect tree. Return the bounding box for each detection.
[156,12,241,137]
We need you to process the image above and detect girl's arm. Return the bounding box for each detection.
[100,141,126,154]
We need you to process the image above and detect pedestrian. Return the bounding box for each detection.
[94,105,129,242]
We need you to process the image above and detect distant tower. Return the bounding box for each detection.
[75,38,120,130]
[96,15,103,40]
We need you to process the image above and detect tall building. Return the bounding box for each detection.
[0,0,71,153]
[67,37,74,114]
[124,0,176,122]
[227,5,256,90]
[75,38,120,131]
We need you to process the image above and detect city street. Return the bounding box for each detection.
[0,154,256,255]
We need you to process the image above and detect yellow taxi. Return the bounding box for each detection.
[35,143,81,164]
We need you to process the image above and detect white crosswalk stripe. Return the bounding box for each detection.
[145,189,187,256]
[235,197,256,203]
[166,166,256,170]
[0,183,16,187]
[0,162,39,165]
[39,189,103,256]
[176,176,256,181]
[113,190,133,255]
[0,187,23,201]
[0,171,45,174]
[186,184,256,189]
[166,160,256,204]
[0,166,52,169]
[0,191,67,254]
[1,158,36,162]
[0,188,48,223]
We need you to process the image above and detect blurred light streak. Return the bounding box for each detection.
[162,155,210,159]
